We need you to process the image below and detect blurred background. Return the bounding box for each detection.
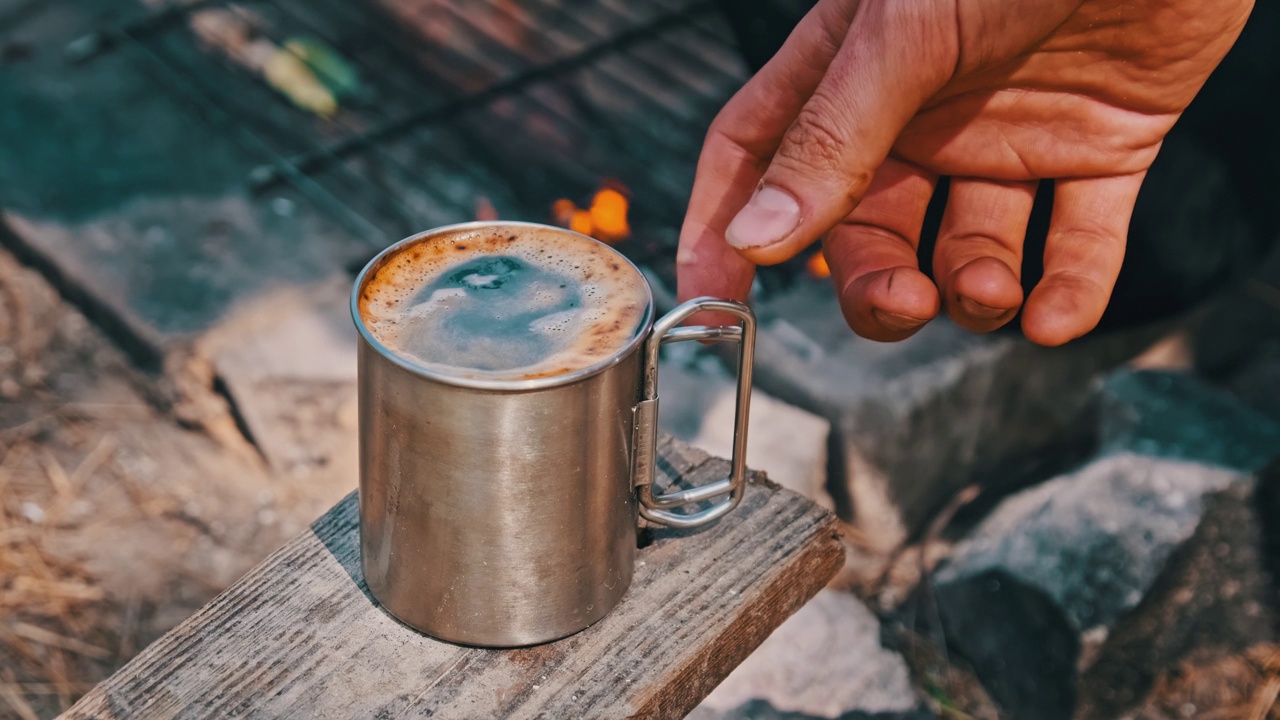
[2,0,1280,717]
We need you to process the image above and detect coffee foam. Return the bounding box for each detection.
[358,226,651,380]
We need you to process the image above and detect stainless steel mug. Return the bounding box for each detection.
[351,221,756,647]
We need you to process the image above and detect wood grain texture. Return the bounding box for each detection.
[62,437,843,720]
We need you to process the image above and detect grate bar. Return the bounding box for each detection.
[214,3,454,230]
[545,0,740,102]
[66,0,225,63]
[484,0,736,111]
[428,0,711,161]
[263,0,537,200]
[110,25,390,246]
[248,0,638,222]
[248,0,718,188]
[64,0,744,251]
[256,0,637,219]
[265,0,708,212]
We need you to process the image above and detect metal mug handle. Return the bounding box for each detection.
[631,297,756,528]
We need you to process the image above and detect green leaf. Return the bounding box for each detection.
[284,37,360,98]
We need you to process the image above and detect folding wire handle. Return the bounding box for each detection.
[632,297,756,528]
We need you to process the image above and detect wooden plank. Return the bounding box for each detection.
[62,436,843,720]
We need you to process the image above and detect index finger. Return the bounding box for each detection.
[676,1,855,312]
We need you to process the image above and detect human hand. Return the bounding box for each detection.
[677,0,1253,345]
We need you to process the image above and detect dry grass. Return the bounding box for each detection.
[1133,645,1280,720]
[0,241,341,718]
[0,435,128,718]
[0,252,169,717]
[0,254,117,716]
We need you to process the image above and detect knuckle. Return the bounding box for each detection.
[781,96,849,171]
[936,232,1020,266]
[1043,268,1108,296]
[705,107,735,145]
[703,105,772,170]
[1070,225,1123,249]
[773,94,873,202]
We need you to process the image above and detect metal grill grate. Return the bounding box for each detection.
[65,0,750,287]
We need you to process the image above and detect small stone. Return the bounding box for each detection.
[58,311,89,338]
[21,501,45,524]
[336,393,359,431]
[272,197,296,216]
[21,364,45,386]
[67,499,93,520]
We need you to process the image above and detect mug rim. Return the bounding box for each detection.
[350,220,657,392]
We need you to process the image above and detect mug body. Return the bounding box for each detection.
[352,223,654,647]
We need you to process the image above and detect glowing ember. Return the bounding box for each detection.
[569,209,594,236]
[474,195,498,221]
[552,186,631,243]
[807,250,831,279]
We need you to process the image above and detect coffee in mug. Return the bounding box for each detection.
[357,225,649,380]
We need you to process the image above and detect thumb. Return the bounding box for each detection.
[725,0,958,266]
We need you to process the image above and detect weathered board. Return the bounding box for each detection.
[62,437,843,719]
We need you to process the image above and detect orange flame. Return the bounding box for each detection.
[807,250,831,279]
[553,186,631,243]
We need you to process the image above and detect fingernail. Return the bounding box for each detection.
[958,296,1012,320]
[872,309,928,330]
[726,185,800,249]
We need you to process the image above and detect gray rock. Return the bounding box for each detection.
[1077,464,1280,718]
[744,279,1164,550]
[936,453,1244,633]
[1098,370,1280,472]
[697,590,918,718]
[925,569,1080,720]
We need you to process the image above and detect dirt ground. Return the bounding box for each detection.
[0,248,354,718]
[4,230,1280,719]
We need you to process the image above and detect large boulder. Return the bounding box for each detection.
[905,371,1280,719]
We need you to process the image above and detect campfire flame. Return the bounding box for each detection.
[553,186,631,243]
[807,250,831,279]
